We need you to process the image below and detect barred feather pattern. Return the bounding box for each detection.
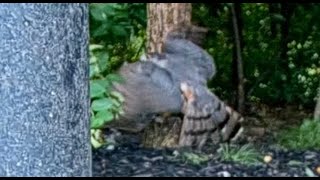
[178,82,244,149]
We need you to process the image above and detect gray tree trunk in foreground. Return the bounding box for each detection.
[0,4,91,176]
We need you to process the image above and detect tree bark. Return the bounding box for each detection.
[269,3,278,39]
[278,3,295,104]
[146,3,192,55]
[0,4,91,176]
[231,3,245,114]
[280,3,291,71]
[314,85,320,120]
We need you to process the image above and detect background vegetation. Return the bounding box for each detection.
[89,3,320,149]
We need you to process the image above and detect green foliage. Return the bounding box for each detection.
[90,45,125,130]
[217,144,262,166]
[88,3,320,148]
[90,3,146,45]
[91,129,105,149]
[89,3,320,118]
[167,150,211,165]
[192,3,320,107]
[181,152,211,165]
[90,3,147,73]
[89,3,147,147]
[277,119,320,150]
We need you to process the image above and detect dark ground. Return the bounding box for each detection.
[92,133,320,177]
[92,105,320,177]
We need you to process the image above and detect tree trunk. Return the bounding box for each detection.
[142,3,192,148]
[146,3,192,55]
[0,4,91,176]
[280,3,290,70]
[231,3,245,114]
[279,3,294,104]
[269,3,278,39]
[314,85,320,120]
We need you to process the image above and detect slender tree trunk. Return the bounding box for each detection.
[314,85,320,120]
[231,3,245,114]
[269,3,278,39]
[280,3,291,72]
[279,3,295,104]
[0,3,91,176]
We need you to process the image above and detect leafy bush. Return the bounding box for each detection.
[90,3,146,45]
[89,44,125,129]
[89,4,147,129]
[89,3,147,147]
[192,3,320,107]
[277,119,320,150]
[90,3,147,73]
[88,3,320,147]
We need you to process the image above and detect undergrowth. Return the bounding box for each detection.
[217,144,262,166]
[277,119,320,150]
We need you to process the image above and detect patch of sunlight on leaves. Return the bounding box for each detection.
[91,129,105,149]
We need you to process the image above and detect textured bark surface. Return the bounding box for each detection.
[147,3,192,55]
[231,3,245,114]
[279,3,295,105]
[314,85,320,120]
[0,4,91,176]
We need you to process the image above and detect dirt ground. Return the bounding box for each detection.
[92,103,319,177]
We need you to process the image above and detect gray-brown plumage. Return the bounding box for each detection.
[107,24,244,148]
[179,82,244,149]
[109,61,183,132]
[149,24,216,85]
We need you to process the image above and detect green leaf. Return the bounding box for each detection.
[89,65,99,78]
[90,4,114,21]
[90,10,107,22]
[106,73,125,83]
[92,23,111,38]
[95,79,112,90]
[271,13,285,22]
[90,55,97,65]
[96,51,109,72]
[182,152,210,165]
[110,97,120,106]
[89,44,104,51]
[118,108,125,115]
[110,91,125,102]
[90,129,105,148]
[95,78,109,86]
[90,81,106,98]
[97,110,114,122]
[112,25,128,37]
[91,98,113,112]
[91,135,104,149]
[91,110,114,129]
